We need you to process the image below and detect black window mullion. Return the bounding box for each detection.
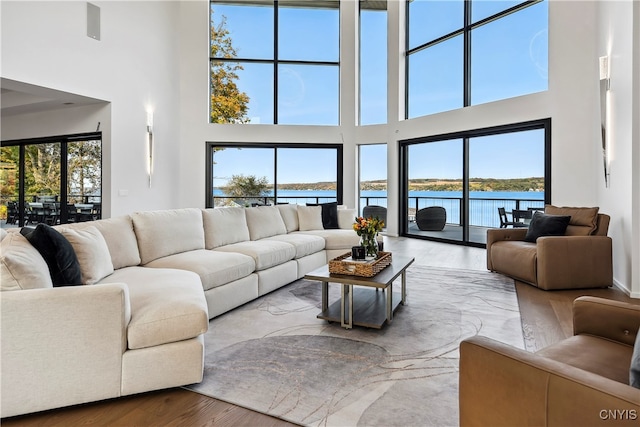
[60,141,69,224]
[18,145,26,226]
[463,0,471,107]
[274,0,279,124]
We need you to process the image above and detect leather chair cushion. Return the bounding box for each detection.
[537,335,633,385]
[545,205,599,235]
[489,241,537,285]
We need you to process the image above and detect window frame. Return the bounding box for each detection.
[205,142,344,208]
[399,118,551,247]
[405,0,545,119]
[209,0,341,125]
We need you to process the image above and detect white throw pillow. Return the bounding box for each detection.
[202,207,250,249]
[277,204,299,233]
[298,205,323,231]
[60,226,114,285]
[245,206,287,240]
[338,208,357,230]
[1,232,53,291]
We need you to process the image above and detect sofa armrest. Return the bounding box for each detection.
[0,283,131,418]
[536,235,613,290]
[460,336,640,427]
[486,228,528,270]
[573,296,640,346]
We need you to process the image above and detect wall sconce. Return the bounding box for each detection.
[599,56,610,187]
[146,111,154,188]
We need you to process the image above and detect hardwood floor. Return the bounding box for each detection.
[3,236,636,427]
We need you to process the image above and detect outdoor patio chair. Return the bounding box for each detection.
[498,207,527,228]
[362,205,387,226]
[416,206,447,231]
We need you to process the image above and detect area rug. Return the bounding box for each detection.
[186,265,525,427]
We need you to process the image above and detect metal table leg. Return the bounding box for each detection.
[386,283,393,323]
[341,284,353,329]
[321,281,328,311]
[401,270,407,305]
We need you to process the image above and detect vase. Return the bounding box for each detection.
[360,232,378,258]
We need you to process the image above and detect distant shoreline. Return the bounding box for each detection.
[274,177,544,193]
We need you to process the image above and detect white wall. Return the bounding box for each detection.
[1,0,182,217]
[2,0,638,296]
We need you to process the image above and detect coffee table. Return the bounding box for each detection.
[304,255,415,329]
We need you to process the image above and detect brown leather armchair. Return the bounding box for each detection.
[487,206,613,290]
[459,297,640,426]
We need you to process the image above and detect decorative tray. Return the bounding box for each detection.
[328,251,392,277]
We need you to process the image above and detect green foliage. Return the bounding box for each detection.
[210,11,250,124]
[221,174,271,206]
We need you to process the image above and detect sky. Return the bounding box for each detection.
[210,0,548,183]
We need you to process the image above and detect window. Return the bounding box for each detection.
[359,1,387,125]
[206,143,343,207]
[1,133,102,227]
[210,1,340,125]
[406,0,548,119]
[359,144,387,214]
[400,120,550,246]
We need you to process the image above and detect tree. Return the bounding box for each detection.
[210,10,250,124]
[221,174,270,206]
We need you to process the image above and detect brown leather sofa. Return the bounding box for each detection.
[459,297,640,426]
[487,206,613,290]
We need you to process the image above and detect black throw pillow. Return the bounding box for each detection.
[20,223,82,286]
[524,212,571,243]
[631,327,640,388]
[306,202,339,229]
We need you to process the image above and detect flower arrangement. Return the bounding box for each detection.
[353,216,384,258]
[352,216,385,236]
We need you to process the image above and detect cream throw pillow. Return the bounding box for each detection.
[60,226,114,285]
[298,205,323,231]
[338,208,357,230]
[1,232,53,291]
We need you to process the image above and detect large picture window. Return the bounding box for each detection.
[206,143,343,207]
[406,0,548,119]
[1,133,103,228]
[400,119,550,246]
[210,0,340,125]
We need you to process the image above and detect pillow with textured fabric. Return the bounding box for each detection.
[544,205,599,235]
[338,208,357,230]
[524,212,571,243]
[59,226,114,285]
[631,327,640,388]
[20,224,82,286]
[307,202,339,229]
[1,232,53,291]
[298,205,323,231]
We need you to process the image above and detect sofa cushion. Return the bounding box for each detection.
[143,249,255,291]
[298,205,323,231]
[307,202,339,229]
[1,232,53,291]
[265,233,325,258]
[98,267,208,350]
[214,240,296,271]
[245,206,287,240]
[202,207,250,249]
[59,226,114,285]
[132,208,205,265]
[545,205,599,236]
[524,212,571,243]
[537,335,633,385]
[489,240,538,285]
[20,224,82,286]
[337,208,357,230]
[277,204,299,232]
[296,229,361,250]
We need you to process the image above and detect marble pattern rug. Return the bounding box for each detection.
[186,265,524,427]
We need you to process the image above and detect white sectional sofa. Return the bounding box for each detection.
[0,204,361,417]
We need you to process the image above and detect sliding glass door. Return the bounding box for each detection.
[400,120,550,247]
